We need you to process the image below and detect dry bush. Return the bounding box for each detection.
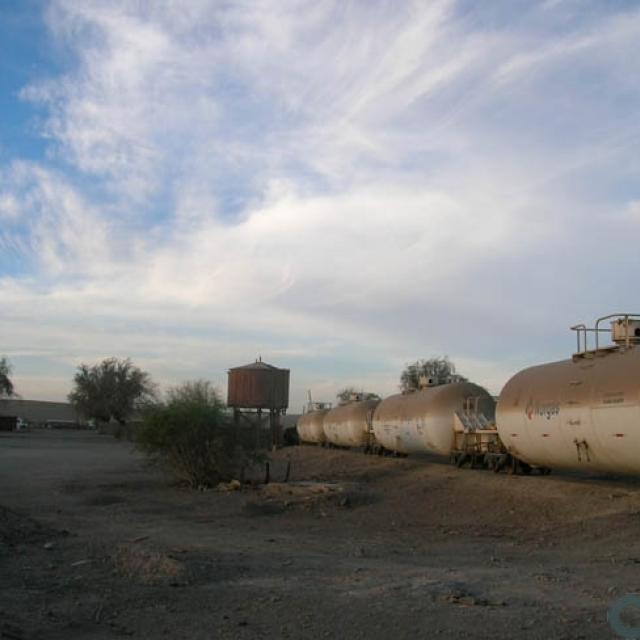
[136,380,266,488]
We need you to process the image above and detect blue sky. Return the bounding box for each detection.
[1,0,640,410]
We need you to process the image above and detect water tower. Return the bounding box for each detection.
[227,358,290,448]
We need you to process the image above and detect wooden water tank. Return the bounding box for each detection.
[227,360,289,410]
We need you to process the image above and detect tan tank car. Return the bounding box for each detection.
[372,380,495,455]
[322,397,380,448]
[296,407,330,444]
[497,313,640,474]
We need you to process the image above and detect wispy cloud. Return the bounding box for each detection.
[2,0,640,405]
[494,7,640,85]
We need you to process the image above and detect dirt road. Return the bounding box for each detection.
[1,430,639,639]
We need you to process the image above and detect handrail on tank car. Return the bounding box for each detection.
[570,323,588,353]
[569,323,608,353]
[571,313,640,353]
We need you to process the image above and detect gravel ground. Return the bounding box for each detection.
[1,429,640,639]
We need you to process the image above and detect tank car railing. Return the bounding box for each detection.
[569,323,611,353]
[458,397,496,433]
[571,313,640,353]
[570,324,589,353]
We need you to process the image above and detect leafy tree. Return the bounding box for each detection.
[336,387,381,403]
[0,357,15,398]
[68,357,155,424]
[400,356,466,392]
[137,380,265,488]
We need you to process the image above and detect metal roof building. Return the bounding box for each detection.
[0,399,85,425]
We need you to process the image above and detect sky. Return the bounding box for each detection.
[1,0,640,412]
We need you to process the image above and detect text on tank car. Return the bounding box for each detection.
[525,402,560,420]
[601,392,625,405]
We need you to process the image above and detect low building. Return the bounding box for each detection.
[0,399,86,427]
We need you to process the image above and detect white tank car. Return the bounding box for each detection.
[372,381,495,455]
[297,408,330,444]
[323,398,380,448]
[497,314,640,474]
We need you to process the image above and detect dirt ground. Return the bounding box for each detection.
[1,430,640,639]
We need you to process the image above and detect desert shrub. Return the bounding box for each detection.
[136,380,265,488]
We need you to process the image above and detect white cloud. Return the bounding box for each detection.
[494,9,640,89]
[0,161,110,276]
[627,200,640,219]
[0,193,21,220]
[494,34,599,84]
[3,1,640,407]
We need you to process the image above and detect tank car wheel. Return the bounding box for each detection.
[456,453,469,468]
[520,462,532,475]
[493,454,507,473]
[507,456,517,475]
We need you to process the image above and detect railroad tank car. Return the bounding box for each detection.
[296,408,330,445]
[322,398,380,448]
[372,382,495,455]
[497,314,640,475]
